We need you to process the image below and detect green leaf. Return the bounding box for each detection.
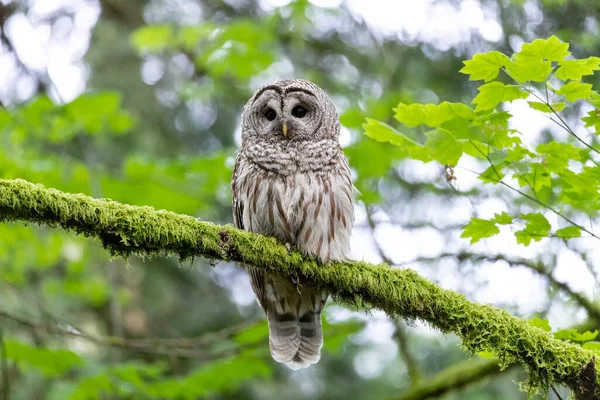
[554,329,599,342]
[528,317,551,332]
[514,231,532,246]
[494,211,513,225]
[515,36,570,63]
[582,108,600,132]
[591,92,600,107]
[472,82,529,111]
[470,111,518,149]
[558,169,600,212]
[131,25,174,53]
[5,340,83,377]
[527,101,565,113]
[345,138,415,204]
[234,321,268,345]
[522,213,551,232]
[459,51,511,82]
[178,24,214,50]
[461,218,500,244]
[461,139,489,158]
[146,354,272,398]
[583,341,600,355]
[555,81,594,102]
[536,141,581,172]
[394,102,475,128]
[362,118,418,146]
[505,59,553,83]
[65,92,123,134]
[393,103,428,127]
[340,108,366,129]
[194,20,278,81]
[505,145,535,162]
[514,213,551,246]
[323,319,364,354]
[555,226,582,238]
[555,57,600,81]
[425,129,463,165]
[108,112,136,134]
[478,163,505,184]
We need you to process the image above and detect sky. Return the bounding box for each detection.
[3,0,599,380]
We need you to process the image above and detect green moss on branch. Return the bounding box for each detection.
[0,178,597,397]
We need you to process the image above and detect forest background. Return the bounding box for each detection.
[1,0,600,399]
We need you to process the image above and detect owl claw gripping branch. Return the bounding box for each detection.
[232,79,355,370]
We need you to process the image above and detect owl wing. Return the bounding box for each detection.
[232,153,267,309]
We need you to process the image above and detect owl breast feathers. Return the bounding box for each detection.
[232,79,354,370]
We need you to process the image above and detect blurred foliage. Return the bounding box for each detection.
[1,0,600,399]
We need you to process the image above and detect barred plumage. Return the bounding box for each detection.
[232,79,354,369]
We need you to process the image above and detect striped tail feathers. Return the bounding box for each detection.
[294,311,323,369]
[266,308,324,370]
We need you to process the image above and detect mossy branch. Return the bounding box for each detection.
[0,178,598,398]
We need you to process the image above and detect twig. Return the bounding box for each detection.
[365,207,421,383]
[393,320,421,385]
[456,164,600,241]
[365,206,395,266]
[501,67,600,160]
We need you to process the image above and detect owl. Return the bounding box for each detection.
[232,79,355,370]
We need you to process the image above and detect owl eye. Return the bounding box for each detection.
[292,106,307,118]
[264,108,277,121]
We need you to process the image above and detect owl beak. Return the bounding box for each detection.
[282,122,288,138]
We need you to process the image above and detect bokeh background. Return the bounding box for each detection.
[1,0,599,399]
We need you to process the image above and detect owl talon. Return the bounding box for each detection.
[285,242,292,252]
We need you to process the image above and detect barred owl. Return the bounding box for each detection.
[232,79,354,370]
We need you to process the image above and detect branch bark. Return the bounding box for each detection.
[0,178,598,398]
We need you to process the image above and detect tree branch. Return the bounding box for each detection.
[405,252,600,324]
[395,357,518,400]
[0,178,598,397]
[392,320,421,385]
[0,308,260,360]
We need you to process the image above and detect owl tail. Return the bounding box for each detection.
[266,309,323,370]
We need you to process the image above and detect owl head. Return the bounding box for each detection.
[241,79,340,144]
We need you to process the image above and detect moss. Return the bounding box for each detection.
[0,178,598,397]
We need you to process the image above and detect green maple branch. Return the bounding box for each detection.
[500,66,600,159]
[457,161,600,242]
[0,178,598,398]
